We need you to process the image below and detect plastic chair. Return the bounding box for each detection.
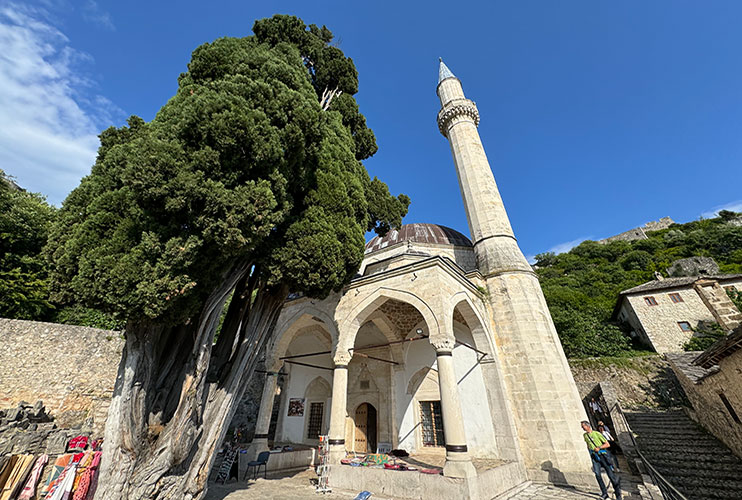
[244,451,270,480]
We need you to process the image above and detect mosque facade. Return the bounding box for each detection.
[245,61,592,494]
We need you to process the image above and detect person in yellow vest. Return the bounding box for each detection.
[581,421,622,500]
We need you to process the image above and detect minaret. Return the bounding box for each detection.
[437,60,592,482]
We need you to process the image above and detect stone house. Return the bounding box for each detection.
[667,324,742,459]
[614,274,742,352]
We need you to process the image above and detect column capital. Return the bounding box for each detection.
[437,100,480,136]
[431,336,456,353]
[333,350,352,366]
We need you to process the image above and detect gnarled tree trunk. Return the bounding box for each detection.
[95,262,288,499]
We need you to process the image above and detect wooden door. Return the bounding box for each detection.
[354,403,368,452]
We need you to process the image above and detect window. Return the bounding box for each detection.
[306,402,324,439]
[678,322,692,332]
[419,401,445,447]
[360,380,370,390]
[644,296,658,306]
[719,393,741,424]
[669,293,684,303]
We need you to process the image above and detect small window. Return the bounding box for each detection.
[678,321,692,332]
[306,402,324,439]
[644,296,658,306]
[360,380,370,390]
[669,293,684,303]
[719,393,741,424]
[419,401,445,447]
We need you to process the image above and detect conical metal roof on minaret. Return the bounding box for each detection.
[438,58,456,84]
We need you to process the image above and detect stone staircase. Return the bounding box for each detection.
[626,410,742,499]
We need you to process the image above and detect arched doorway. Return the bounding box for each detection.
[354,403,377,453]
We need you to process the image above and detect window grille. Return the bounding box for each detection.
[419,400,445,447]
[669,293,684,303]
[307,402,324,439]
[677,321,692,332]
[719,393,741,424]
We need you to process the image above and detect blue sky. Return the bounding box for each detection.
[2,1,741,259]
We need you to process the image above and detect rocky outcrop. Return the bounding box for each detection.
[0,400,93,456]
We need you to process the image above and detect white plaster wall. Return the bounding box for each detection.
[394,327,496,456]
[397,336,438,453]
[453,325,498,456]
[279,362,333,444]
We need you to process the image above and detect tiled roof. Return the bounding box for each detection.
[666,352,719,383]
[619,274,742,295]
[694,324,742,369]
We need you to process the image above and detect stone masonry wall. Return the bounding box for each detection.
[670,349,742,458]
[0,319,123,434]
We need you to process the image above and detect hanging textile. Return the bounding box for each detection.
[0,455,16,491]
[40,454,73,497]
[67,436,89,452]
[72,452,94,491]
[17,454,48,500]
[43,454,81,500]
[0,454,35,500]
[72,452,101,500]
[46,461,77,500]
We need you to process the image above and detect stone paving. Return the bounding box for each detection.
[203,469,624,500]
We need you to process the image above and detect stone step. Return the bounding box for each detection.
[641,450,742,465]
[636,440,728,454]
[656,465,742,483]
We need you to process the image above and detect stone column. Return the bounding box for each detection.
[246,372,278,460]
[432,337,477,478]
[328,360,349,462]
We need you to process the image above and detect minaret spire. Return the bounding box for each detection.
[438,58,456,84]
[436,60,593,481]
[435,60,526,275]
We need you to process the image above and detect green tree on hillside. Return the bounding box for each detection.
[535,212,742,357]
[0,170,56,319]
[45,16,409,499]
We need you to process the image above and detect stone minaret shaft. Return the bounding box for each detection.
[437,60,592,480]
[436,59,530,277]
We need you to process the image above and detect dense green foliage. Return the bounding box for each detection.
[535,213,742,357]
[0,170,56,319]
[683,321,727,351]
[45,15,409,327]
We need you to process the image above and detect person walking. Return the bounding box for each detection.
[589,397,603,418]
[582,421,622,500]
[598,424,621,472]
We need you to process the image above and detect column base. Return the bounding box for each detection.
[443,450,477,478]
[328,443,347,463]
[245,437,270,462]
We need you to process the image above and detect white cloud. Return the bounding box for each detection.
[701,200,742,219]
[0,2,124,205]
[82,0,114,30]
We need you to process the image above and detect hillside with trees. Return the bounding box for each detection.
[535,211,742,358]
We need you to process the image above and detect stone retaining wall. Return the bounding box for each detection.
[0,319,123,434]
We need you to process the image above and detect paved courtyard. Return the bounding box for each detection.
[204,468,625,500]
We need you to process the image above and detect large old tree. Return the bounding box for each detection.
[45,16,409,499]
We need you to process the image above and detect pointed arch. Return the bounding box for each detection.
[336,287,440,361]
[267,305,338,371]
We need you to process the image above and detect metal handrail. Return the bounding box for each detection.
[613,403,689,500]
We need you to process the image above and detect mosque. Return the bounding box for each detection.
[244,60,593,497]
